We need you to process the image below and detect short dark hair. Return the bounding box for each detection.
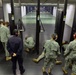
[51,33,58,40]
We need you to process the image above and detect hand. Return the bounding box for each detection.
[13,53,16,57]
[20,30,24,31]
[18,31,20,35]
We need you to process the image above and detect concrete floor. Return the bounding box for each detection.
[0,50,72,75]
[22,11,56,24]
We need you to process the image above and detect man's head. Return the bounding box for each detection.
[51,33,58,40]
[73,33,76,39]
[25,36,29,40]
[5,22,9,27]
[13,29,18,36]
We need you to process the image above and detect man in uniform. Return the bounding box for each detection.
[7,29,25,75]
[0,21,2,49]
[33,34,61,65]
[42,33,60,75]
[0,21,11,60]
[24,36,35,53]
[62,33,76,75]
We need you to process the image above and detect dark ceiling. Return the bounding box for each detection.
[2,0,76,4]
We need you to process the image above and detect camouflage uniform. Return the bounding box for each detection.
[62,43,68,56]
[43,39,60,70]
[0,24,10,57]
[63,40,76,74]
[24,37,35,50]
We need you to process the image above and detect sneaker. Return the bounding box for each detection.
[43,72,48,75]
[48,72,53,75]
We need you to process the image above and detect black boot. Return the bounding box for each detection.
[43,72,48,75]
[20,69,25,75]
[49,72,53,75]
[13,70,16,75]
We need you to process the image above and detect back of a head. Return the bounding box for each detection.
[3,22,5,26]
[25,35,29,40]
[13,29,18,36]
[51,33,58,40]
[73,33,76,39]
[5,22,9,25]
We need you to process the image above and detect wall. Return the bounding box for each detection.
[65,5,75,27]
[63,5,75,42]
[3,4,26,23]
[14,6,21,23]
[0,7,4,19]
[3,3,11,22]
[53,7,57,17]
[26,5,53,14]
[21,6,26,17]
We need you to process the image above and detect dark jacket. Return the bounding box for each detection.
[7,35,23,56]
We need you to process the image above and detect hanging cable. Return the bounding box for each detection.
[39,18,45,32]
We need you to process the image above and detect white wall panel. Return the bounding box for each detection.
[65,5,75,27]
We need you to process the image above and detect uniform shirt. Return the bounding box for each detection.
[0,24,10,42]
[24,37,35,49]
[64,40,76,58]
[44,40,51,49]
[44,39,60,58]
[7,35,23,56]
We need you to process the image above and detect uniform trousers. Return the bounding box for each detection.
[11,55,24,75]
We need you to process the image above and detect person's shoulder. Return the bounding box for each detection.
[69,40,75,44]
[8,35,13,40]
[28,37,33,39]
[45,40,50,43]
[54,41,59,45]
[46,40,50,42]
[17,37,22,41]
[1,25,5,28]
[16,36,21,39]
[70,40,76,45]
[5,27,9,31]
